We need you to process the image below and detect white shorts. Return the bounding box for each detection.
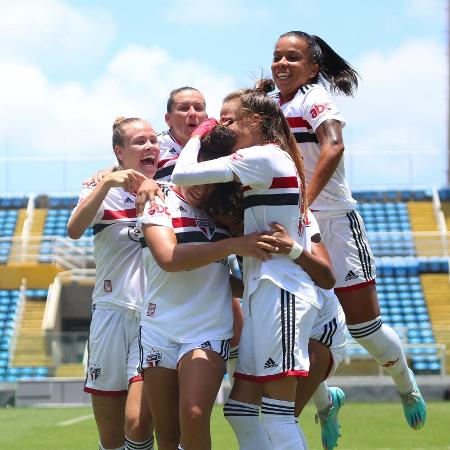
[235,279,318,382]
[315,210,376,291]
[310,309,347,378]
[139,325,230,372]
[84,307,142,395]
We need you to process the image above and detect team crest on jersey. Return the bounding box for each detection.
[127,226,142,242]
[146,348,162,368]
[146,303,156,317]
[88,365,101,382]
[196,219,216,240]
[104,280,112,292]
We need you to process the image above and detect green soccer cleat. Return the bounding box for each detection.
[400,369,426,430]
[315,387,346,450]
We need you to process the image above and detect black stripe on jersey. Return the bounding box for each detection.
[154,164,174,180]
[347,211,372,280]
[293,131,319,144]
[176,231,230,244]
[299,84,314,95]
[92,223,112,235]
[244,193,299,210]
[348,318,382,338]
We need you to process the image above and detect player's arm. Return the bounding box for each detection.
[67,170,146,239]
[229,276,244,298]
[268,222,336,289]
[142,224,277,272]
[306,119,344,206]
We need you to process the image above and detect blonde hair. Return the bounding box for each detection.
[112,116,146,165]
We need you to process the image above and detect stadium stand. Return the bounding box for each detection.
[0,188,449,388]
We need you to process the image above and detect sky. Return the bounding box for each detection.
[0,0,448,194]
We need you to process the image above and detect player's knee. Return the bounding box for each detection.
[180,404,209,431]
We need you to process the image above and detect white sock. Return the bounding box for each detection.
[348,317,413,393]
[312,381,331,412]
[125,436,154,450]
[261,397,304,450]
[223,399,271,450]
[99,444,125,450]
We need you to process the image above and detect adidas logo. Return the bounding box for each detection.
[124,197,134,204]
[200,341,212,350]
[344,270,358,281]
[264,358,278,369]
[178,205,187,212]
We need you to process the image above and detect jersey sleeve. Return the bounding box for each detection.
[171,137,234,186]
[301,85,345,131]
[70,185,105,225]
[223,146,274,189]
[137,196,172,229]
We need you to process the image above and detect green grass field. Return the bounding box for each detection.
[1,402,449,449]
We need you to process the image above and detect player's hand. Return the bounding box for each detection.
[103,169,147,194]
[232,232,278,261]
[83,166,118,186]
[135,179,165,215]
[268,222,295,255]
[191,118,218,139]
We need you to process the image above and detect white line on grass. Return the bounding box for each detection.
[58,413,94,426]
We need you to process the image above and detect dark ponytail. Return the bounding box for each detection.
[280,31,360,96]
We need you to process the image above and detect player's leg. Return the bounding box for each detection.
[226,297,243,382]
[125,380,154,450]
[91,394,127,449]
[339,285,426,429]
[143,367,180,450]
[224,309,271,450]
[178,347,226,450]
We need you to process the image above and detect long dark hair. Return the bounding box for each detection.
[223,84,307,217]
[279,31,360,96]
[198,126,244,226]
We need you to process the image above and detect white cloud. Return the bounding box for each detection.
[0,45,237,159]
[336,37,447,187]
[0,0,115,71]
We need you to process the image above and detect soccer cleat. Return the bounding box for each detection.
[315,387,345,450]
[399,369,426,430]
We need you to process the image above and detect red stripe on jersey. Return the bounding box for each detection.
[157,156,178,168]
[286,116,312,130]
[172,217,197,228]
[243,176,298,192]
[102,208,136,220]
[270,176,298,189]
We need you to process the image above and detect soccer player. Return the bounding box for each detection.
[269,30,426,432]
[68,117,158,450]
[223,212,347,450]
[155,86,208,182]
[171,87,335,450]
[137,125,277,450]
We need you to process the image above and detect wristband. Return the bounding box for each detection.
[288,241,303,260]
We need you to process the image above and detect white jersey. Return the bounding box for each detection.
[155,130,183,181]
[72,186,146,312]
[137,184,233,343]
[276,84,356,211]
[226,144,318,307]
